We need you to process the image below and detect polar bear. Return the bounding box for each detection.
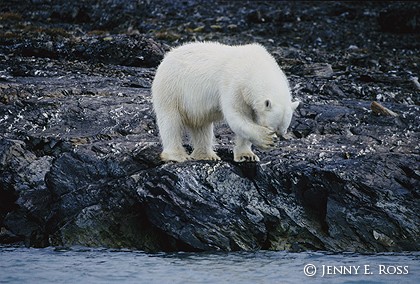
[152,42,299,162]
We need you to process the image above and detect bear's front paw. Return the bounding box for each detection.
[254,127,278,150]
[233,151,260,162]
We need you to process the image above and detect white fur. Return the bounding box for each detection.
[152,42,299,162]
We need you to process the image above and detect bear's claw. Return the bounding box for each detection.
[234,152,260,162]
[255,128,278,150]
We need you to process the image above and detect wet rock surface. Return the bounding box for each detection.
[0,1,419,252]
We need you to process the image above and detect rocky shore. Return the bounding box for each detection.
[1,1,419,252]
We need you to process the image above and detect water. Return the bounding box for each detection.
[0,246,418,284]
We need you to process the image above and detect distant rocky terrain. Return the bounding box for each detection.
[0,0,419,252]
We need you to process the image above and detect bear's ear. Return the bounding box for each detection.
[264,99,272,110]
[291,100,300,111]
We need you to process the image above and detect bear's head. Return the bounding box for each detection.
[256,99,300,136]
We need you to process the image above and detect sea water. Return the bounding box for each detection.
[0,246,418,283]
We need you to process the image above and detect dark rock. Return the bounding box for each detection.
[137,162,287,251]
[0,139,54,246]
[44,147,192,251]
[9,35,165,68]
[76,35,166,67]
[50,6,92,24]
[305,63,334,78]
[247,11,271,24]
[379,8,420,33]
[1,91,418,252]
[320,82,346,99]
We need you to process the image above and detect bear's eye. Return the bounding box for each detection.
[264,99,272,110]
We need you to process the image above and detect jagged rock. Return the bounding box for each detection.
[0,139,54,246]
[44,145,189,252]
[1,85,418,251]
[137,162,279,251]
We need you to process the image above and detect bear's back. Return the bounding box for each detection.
[153,42,288,106]
[165,42,231,67]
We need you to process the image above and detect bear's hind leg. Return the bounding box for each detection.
[233,136,260,162]
[190,124,221,161]
[157,112,190,162]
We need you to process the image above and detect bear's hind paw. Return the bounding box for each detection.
[190,151,221,161]
[160,152,191,163]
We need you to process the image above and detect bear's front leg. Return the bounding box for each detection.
[251,126,279,150]
[226,114,278,151]
[233,136,260,162]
